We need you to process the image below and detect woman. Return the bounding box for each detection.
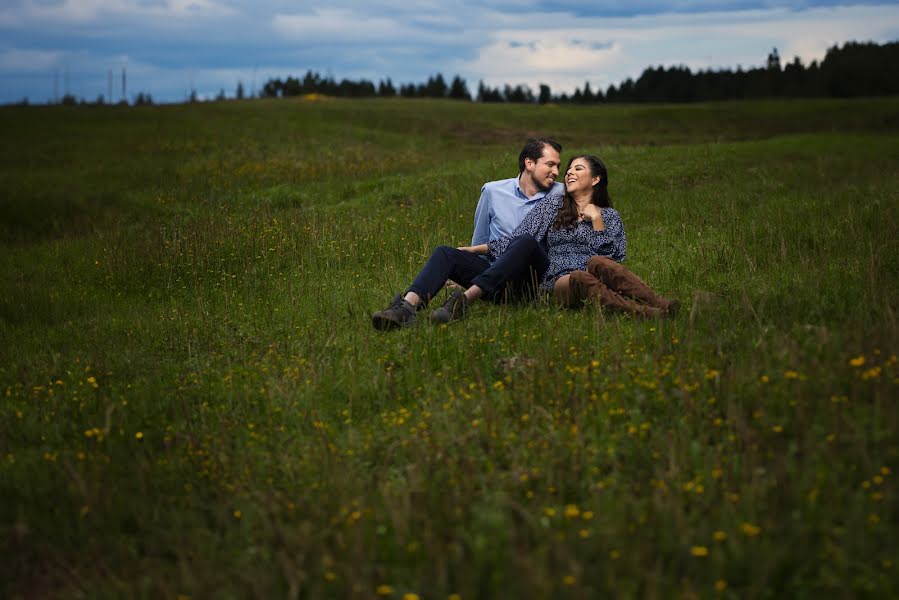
[371,155,677,330]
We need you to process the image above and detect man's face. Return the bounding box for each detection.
[524,145,561,191]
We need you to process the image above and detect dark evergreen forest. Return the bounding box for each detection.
[259,41,899,103]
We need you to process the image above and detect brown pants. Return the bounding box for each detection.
[552,256,678,318]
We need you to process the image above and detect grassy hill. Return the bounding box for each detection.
[1,97,898,598]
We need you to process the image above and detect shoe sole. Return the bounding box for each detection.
[372,314,416,331]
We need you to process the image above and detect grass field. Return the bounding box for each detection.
[2,96,898,598]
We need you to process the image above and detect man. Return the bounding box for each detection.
[470,137,564,249]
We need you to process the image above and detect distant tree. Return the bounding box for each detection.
[302,70,320,94]
[378,78,397,96]
[60,94,77,105]
[538,83,551,104]
[423,74,448,98]
[283,76,301,96]
[134,92,153,105]
[605,84,618,102]
[474,80,502,102]
[399,83,417,98]
[582,81,594,103]
[337,78,376,97]
[236,81,244,100]
[261,78,282,98]
[477,80,488,102]
[503,84,532,103]
[216,88,226,101]
[188,89,198,103]
[767,47,781,71]
[448,75,471,100]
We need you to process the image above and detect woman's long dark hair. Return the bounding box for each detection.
[553,154,612,230]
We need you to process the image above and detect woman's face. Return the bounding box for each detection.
[565,157,600,195]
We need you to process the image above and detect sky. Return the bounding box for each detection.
[1,1,897,104]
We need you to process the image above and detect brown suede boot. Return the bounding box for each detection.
[586,256,680,317]
[568,270,662,319]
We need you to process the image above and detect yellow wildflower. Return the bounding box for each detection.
[849,356,865,367]
[376,585,394,596]
[691,546,709,557]
[741,522,761,537]
[713,530,727,542]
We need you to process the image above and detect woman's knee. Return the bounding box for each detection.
[587,255,616,268]
[587,255,618,274]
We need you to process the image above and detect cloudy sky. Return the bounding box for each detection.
[1,0,897,104]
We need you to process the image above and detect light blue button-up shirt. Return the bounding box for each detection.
[471,177,565,246]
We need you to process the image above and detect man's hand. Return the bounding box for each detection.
[457,244,489,254]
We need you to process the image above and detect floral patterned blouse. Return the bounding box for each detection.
[487,194,627,291]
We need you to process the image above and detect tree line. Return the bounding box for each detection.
[259,41,898,104]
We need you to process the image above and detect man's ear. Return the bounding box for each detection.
[524,157,535,171]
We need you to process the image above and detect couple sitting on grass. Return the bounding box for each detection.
[372,138,679,330]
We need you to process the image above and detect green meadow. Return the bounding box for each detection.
[1,97,898,598]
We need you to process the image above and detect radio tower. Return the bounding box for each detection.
[121,66,127,104]
[108,69,113,103]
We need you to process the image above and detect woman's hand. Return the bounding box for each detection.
[457,244,488,254]
[579,205,605,231]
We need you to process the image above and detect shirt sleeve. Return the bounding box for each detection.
[587,208,627,262]
[487,194,561,260]
[470,186,491,246]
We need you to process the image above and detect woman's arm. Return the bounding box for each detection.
[457,244,488,254]
[487,194,562,259]
[586,208,626,262]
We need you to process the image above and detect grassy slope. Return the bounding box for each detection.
[1,97,898,598]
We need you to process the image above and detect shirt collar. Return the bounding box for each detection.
[515,176,548,201]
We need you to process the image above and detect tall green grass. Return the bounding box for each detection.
[1,97,898,598]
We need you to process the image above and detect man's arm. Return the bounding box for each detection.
[470,186,491,246]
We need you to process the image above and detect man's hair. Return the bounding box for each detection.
[518,138,562,173]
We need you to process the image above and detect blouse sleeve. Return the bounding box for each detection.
[587,208,627,262]
[487,194,562,260]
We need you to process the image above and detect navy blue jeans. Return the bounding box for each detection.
[407,234,550,304]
